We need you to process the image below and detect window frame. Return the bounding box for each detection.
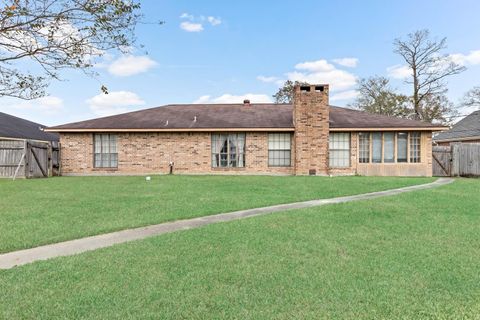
[211,133,246,168]
[268,133,292,167]
[93,133,118,168]
[329,132,351,168]
[357,131,422,164]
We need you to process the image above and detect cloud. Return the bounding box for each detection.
[86,91,145,116]
[2,96,64,114]
[332,58,358,68]
[449,50,480,66]
[387,64,412,79]
[180,21,204,32]
[257,75,279,83]
[330,90,359,102]
[193,93,273,104]
[106,55,157,77]
[179,13,221,32]
[207,16,222,26]
[286,59,357,92]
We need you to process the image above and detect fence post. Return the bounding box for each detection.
[451,143,460,177]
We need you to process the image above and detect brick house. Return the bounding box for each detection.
[47,84,445,176]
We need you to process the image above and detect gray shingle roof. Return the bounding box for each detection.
[433,110,480,142]
[0,112,59,141]
[47,104,443,131]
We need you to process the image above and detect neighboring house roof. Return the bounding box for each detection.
[433,110,480,142]
[0,112,59,141]
[47,104,445,132]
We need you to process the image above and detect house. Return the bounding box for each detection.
[0,112,59,142]
[47,84,445,176]
[433,110,480,145]
[0,112,59,178]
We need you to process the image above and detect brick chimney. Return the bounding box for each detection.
[293,84,330,175]
[243,99,251,107]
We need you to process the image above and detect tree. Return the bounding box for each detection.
[0,0,147,99]
[350,76,412,118]
[417,93,457,124]
[272,80,308,103]
[462,86,480,109]
[393,29,465,120]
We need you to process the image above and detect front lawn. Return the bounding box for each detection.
[0,175,433,253]
[0,179,478,319]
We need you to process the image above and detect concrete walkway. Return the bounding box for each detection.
[0,178,453,269]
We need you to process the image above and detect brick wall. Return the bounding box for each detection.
[293,84,330,175]
[59,132,294,175]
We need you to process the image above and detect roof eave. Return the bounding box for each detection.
[330,127,447,131]
[46,127,296,133]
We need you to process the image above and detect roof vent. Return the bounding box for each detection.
[243,99,251,107]
[193,116,197,122]
[165,120,169,126]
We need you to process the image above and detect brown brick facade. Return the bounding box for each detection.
[60,132,294,175]
[293,84,330,175]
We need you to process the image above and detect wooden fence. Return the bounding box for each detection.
[0,139,60,179]
[433,143,480,177]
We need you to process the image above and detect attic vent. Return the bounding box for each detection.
[300,86,310,92]
[315,86,324,92]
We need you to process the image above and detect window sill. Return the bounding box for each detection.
[92,167,118,171]
[211,167,246,171]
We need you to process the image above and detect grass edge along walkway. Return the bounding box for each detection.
[0,178,453,269]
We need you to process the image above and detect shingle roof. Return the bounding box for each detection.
[47,104,443,131]
[433,110,480,142]
[0,112,59,141]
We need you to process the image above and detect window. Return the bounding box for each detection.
[359,132,370,163]
[94,134,118,168]
[212,133,245,168]
[397,132,408,163]
[268,133,291,167]
[372,132,382,163]
[410,132,421,163]
[329,132,350,167]
[383,132,395,163]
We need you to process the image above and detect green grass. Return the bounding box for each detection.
[0,175,433,253]
[0,179,478,319]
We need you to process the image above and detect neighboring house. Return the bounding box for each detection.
[433,110,480,145]
[47,84,445,176]
[0,112,59,178]
[0,112,59,142]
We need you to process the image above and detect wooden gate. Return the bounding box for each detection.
[432,146,452,177]
[25,140,49,178]
[0,139,59,179]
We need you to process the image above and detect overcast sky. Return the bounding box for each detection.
[2,0,480,126]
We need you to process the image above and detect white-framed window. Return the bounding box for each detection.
[372,132,382,163]
[329,132,350,168]
[94,134,118,168]
[268,133,292,167]
[359,132,370,163]
[397,132,408,163]
[410,132,421,163]
[211,133,246,168]
[358,131,421,164]
[383,132,395,163]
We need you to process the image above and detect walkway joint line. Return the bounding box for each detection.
[0,178,454,269]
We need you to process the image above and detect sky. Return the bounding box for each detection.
[2,0,480,126]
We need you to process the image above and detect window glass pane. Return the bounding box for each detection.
[329,133,350,168]
[211,133,246,168]
[359,132,370,163]
[383,132,394,163]
[268,133,292,167]
[372,132,382,163]
[93,134,118,168]
[410,132,421,163]
[397,132,408,162]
